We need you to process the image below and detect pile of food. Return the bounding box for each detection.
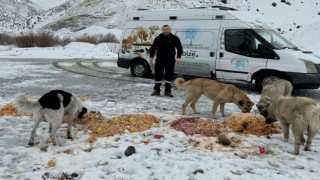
[82,112,160,143]
[0,103,30,116]
[224,113,281,136]
[170,117,226,137]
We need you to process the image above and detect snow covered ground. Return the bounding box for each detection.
[1,41,320,179]
[0,0,320,178]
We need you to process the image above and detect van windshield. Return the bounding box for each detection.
[254,29,298,50]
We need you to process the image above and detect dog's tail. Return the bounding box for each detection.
[175,77,192,88]
[13,93,40,113]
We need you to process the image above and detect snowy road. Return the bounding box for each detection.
[2,58,320,101]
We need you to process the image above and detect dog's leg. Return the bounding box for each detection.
[292,124,303,155]
[220,103,225,117]
[211,101,220,118]
[50,119,62,146]
[182,93,195,115]
[49,123,52,133]
[28,116,41,146]
[190,94,201,114]
[47,112,63,146]
[304,130,316,151]
[50,122,59,146]
[67,114,75,139]
[280,122,290,142]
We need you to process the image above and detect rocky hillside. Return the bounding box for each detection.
[1,0,319,38]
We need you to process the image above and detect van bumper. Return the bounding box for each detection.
[117,58,131,69]
[287,72,320,89]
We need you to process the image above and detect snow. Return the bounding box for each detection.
[1,31,320,180]
[0,1,320,179]
[29,0,67,10]
[0,42,118,60]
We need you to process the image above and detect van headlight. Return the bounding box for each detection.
[300,59,318,73]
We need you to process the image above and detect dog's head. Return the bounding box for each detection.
[238,100,254,113]
[149,26,160,34]
[256,97,271,117]
[77,107,88,119]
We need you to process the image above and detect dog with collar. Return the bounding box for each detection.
[13,90,87,145]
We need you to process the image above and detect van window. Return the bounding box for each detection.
[225,29,269,58]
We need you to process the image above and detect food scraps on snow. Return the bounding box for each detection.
[224,113,281,136]
[0,103,30,116]
[82,111,160,143]
[170,117,226,137]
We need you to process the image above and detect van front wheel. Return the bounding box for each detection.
[255,74,281,92]
[130,61,151,77]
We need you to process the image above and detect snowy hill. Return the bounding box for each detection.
[0,0,319,50]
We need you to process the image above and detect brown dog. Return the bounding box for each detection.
[257,79,293,123]
[175,78,254,118]
[264,96,318,155]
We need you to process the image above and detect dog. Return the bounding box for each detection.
[257,79,293,123]
[175,78,254,118]
[149,25,160,42]
[263,96,318,155]
[13,90,87,146]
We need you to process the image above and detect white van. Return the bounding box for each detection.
[117,6,320,90]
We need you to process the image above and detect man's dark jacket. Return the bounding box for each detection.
[149,33,183,61]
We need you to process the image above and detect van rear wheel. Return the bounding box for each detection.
[130,61,151,78]
[255,74,282,92]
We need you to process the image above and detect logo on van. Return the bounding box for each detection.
[183,50,198,59]
[231,56,249,69]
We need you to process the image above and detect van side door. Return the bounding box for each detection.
[216,29,269,81]
[174,30,218,77]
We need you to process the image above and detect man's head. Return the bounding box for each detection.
[162,25,171,36]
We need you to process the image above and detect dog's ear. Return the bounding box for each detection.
[239,101,244,106]
[77,107,88,119]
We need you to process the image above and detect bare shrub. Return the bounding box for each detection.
[99,33,119,43]
[36,31,60,47]
[74,33,119,44]
[0,33,15,45]
[106,43,120,53]
[59,38,71,46]
[15,31,60,48]
[15,32,37,48]
[74,35,98,44]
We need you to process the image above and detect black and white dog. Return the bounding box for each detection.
[13,90,87,145]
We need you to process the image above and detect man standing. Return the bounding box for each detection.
[149,25,183,97]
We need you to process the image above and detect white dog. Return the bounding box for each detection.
[13,90,87,145]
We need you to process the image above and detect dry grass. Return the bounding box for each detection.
[15,32,37,47]
[15,31,61,48]
[0,32,119,47]
[74,33,119,44]
[0,33,15,45]
[74,35,98,44]
[99,33,119,43]
[36,31,60,47]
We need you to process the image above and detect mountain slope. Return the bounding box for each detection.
[1,0,319,50]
